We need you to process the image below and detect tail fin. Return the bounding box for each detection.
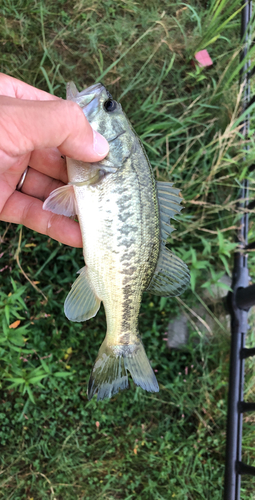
[88,338,159,401]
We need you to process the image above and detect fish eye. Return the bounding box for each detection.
[104,99,118,112]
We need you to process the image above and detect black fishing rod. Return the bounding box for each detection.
[224,1,255,498]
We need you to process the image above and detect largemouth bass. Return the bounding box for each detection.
[43,82,190,401]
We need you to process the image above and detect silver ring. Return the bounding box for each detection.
[16,167,29,192]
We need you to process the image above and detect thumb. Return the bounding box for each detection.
[0,96,109,162]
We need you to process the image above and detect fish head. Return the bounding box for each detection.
[67,82,135,169]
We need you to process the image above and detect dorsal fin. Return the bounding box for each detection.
[156,181,183,245]
[147,245,190,297]
[146,181,189,297]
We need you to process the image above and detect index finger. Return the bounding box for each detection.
[0,96,109,162]
[0,73,59,101]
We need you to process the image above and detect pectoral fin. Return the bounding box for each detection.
[64,267,101,322]
[43,184,77,217]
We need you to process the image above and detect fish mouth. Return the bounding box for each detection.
[106,89,113,99]
[66,81,105,107]
[78,82,104,98]
[66,81,121,128]
[79,82,112,99]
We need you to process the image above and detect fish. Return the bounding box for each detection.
[43,82,190,401]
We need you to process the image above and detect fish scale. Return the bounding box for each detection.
[43,81,190,401]
[72,158,159,346]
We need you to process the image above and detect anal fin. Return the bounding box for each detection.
[64,267,101,322]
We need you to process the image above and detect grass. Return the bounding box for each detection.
[1,0,255,499]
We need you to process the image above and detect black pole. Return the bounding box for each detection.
[224,1,252,499]
[224,273,249,500]
[236,283,255,309]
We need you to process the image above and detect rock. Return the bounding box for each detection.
[167,275,232,349]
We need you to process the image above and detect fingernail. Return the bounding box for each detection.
[93,129,109,157]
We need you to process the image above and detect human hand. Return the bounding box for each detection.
[0,73,109,247]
